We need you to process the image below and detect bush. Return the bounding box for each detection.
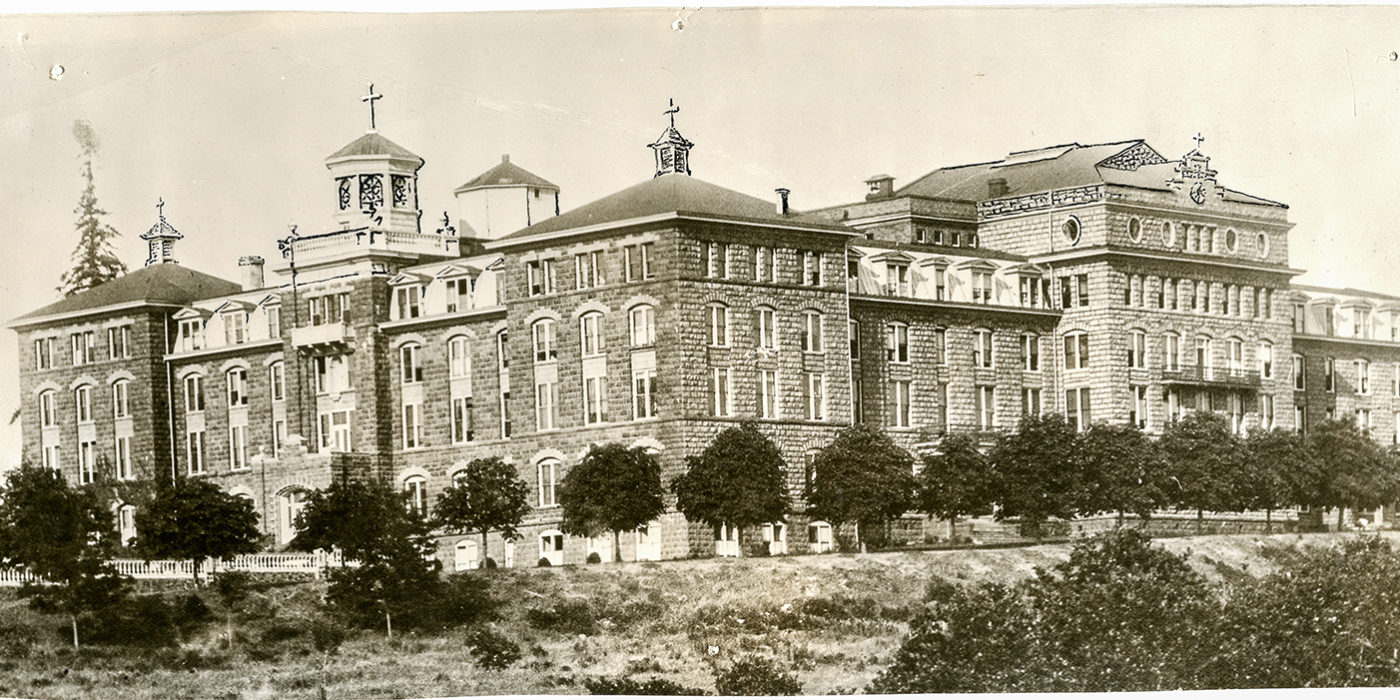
[82,594,180,648]
[482,557,498,569]
[466,627,521,670]
[586,552,602,564]
[213,571,254,605]
[420,574,499,631]
[178,593,213,632]
[714,656,802,696]
[584,676,708,695]
[537,557,552,567]
[526,599,597,636]
[310,618,347,655]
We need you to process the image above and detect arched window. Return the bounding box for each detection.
[1260,341,1275,379]
[706,304,729,347]
[74,384,93,423]
[1196,336,1215,377]
[227,367,249,406]
[399,344,422,384]
[447,336,471,378]
[885,323,909,363]
[38,390,57,428]
[1063,331,1090,370]
[1128,329,1147,369]
[973,328,994,368]
[802,310,824,353]
[451,469,469,487]
[183,374,204,414]
[117,504,137,547]
[111,379,130,419]
[537,459,560,507]
[269,361,286,402]
[1227,337,1244,376]
[629,305,655,347]
[756,306,777,351]
[539,530,565,566]
[808,521,834,554]
[1163,332,1181,372]
[580,312,605,356]
[496,329,509,370]
[532,319,557,362]
[403,475,428,516]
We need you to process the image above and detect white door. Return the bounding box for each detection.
[455,539,479,571]
[635,523,662,561]
[715,523,740,557]
[539,531,565,566]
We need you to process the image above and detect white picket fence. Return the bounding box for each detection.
[0,551,345,587]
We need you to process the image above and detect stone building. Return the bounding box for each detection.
[11,99,1398,564]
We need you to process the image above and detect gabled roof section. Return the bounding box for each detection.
[434,263,482,279]
[868,250,915,264]
[896,140,1149,202]
[1293,284,1400,303]
[212,300,256,314]
[388,271,432,286]
[490,173,854,245]
[11,264,241,326]
[454,155,557,193]
[172,306,212,321]
[326,132,421,162]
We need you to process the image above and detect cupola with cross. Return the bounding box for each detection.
[324,83,425,234]
[140,198,183,266]
[649,99,693,178]
[1169,132,1221,207]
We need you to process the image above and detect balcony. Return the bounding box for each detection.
[292,322,355,349]
[1160,365,1261,389]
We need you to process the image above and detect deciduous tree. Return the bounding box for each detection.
[0,463,128,648]
[674,422,789,556]
[434,457,532,567]
[135,476,260,583]
[1302,418,1399,528]
[917,433,996,539]
[1158,411,1248,531]
[558,443,665,563]
[1241,428,1317,531]
[805,423,916,550]
[1076,423,1170,524]
[990,414,1082,537]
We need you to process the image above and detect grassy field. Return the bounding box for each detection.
[1,530,1393,699]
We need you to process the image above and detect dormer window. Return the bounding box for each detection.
[223,312,246,345]
[445,277,471,313]
[394,286,421,320]
[885,262,910,296]
[971,270,993,304]
[179,319,204,352]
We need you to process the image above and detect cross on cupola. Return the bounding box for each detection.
[649,98,694,178]
[362,82,383,132]
[1193,132,1206,150]
[139,197,184,266]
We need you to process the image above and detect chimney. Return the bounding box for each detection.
[501,154,510,164]
[988,178,1010,198]
[775,188,791,216]
[238,255,265,290]
[864,174,894,201]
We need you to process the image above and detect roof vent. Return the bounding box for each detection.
[864,174,894,201]
[501,154,510,163]
[775,188,791,216]
[988,178,1010,198]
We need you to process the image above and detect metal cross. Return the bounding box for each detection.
[362,83,383,130]
[1193,132,1205,149]
[664,98,680,128]
[156,197,165,219]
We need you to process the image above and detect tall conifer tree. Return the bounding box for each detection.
[59,120,127,296]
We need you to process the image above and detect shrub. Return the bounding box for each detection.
[584,676,707,695]
[177,593,213,633]
[526,599,597,636]
[466,627,521,670]
[586,552,602,564]
[420,574,499,631]
[310,618,347,655]
[82,594,179,648]
[482,557,498,569]
[537,557,552,567]
[213,571,254,606]
[713,656,802,696]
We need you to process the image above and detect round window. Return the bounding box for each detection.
[1162,221,1176,248]
[1062,216,1082,246]
[1224,229,1238,253]
[1128,217,1142,243]
[1256,232,1270,258]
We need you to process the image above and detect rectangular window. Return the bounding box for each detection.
[580,314,605,356]
[976,385,995,430]
[400,344,423,384]
[1023,387,1042,417]
[42,445,58,472]
[633,370,658,420]
[1293,354,1306,390]
[1164,334,1180,372]
[395,286,421,320]
[184,375,204,412]
[575,251,604,289]
[1228,338,1244,376]
[533,321,558,362]
[1261,395,1275,430]
[497,331,509,370]
[708,306,730,347]
[179,319,203,352]
[709,368,731,417]
[229,425,248,469]
[402,403,421,448]
[803,372,826,421]
[78,440,96,484]
[224,313,246,345]
[452,396,474,443]
[1076,274,1089,307]
[313,355,350,394]
[803,251,822,286]
[500,391,512,438]
[267,306,281,338]
[885,263,910,296]
[972,270,993,304]
[107,326,130,359]
[583,375,608,425]
[848,320,860,359]
[318,410,352,451]
[112,381,129,419]
[934,268,947,300]
[1325,357,1336,392]
[227,369,248,407]
[755,246,771,282]
[535,381,558,430]
[624,243,654,282]
[974,330,994,369]
[445,277,471,313]
[114,435,133,480]
[1128,331,1146,369]
[34,337,54,370]
[1065,387,1092,432]
[309,292,351,326]
[1260,343,1274,379]
[758,369,778,419]
[272,418,285,457]
[1130,385,1148,430]
[887,324,909,363]
[935,328,947,365]
[1022,334,1040,371]
[630,306,655,347]
[39,391,56,428]
[704,241,727,279]
[187,430,206,475]
[1295,405,1307,435]
[852,376,864,422]
[449,337,470,377]
[890,380,912,428]
[1356,359,1371,395]
[71,331,94,366]
[75,385,92,423]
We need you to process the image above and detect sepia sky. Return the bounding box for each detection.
[1,6,1398,466]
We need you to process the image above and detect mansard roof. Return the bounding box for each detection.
[11,264,241,327]
[490,173,854,246]
[454,155,558,193]
[895,140,1285,208]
